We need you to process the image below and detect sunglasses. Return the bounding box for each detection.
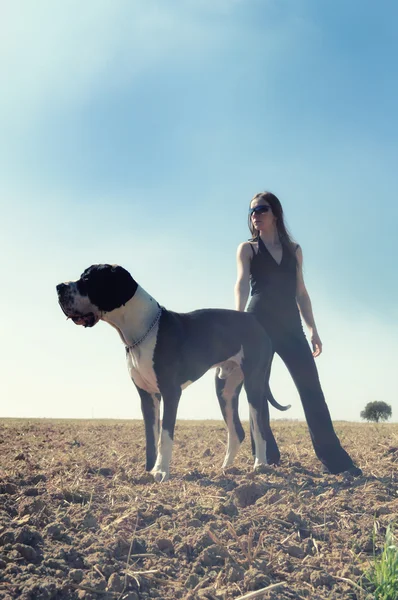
[249,205,271,216]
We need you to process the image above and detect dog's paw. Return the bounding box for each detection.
[222,458,234,469]
[253,458,268,471]
[152,469,170,483]
[254,463,275,475]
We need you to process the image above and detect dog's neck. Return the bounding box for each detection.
[101,285,160,347]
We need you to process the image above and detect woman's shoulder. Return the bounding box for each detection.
[237,240,258,257]
[284,241,300,252]
[294,243,303,265]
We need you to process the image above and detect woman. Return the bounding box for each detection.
[235,191,361,476]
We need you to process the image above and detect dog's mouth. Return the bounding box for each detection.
[70,313,98,327]
[59,303,98,328]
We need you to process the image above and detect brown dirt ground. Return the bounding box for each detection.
[0,419,397,600]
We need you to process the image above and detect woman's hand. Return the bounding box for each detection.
[311,329,323,357]
[296,248,323,357]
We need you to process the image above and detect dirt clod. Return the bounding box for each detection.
[44,523,65,540]
[284,544,306,559]
[107,573,125,592]
[185,573,200,588]
[310,570,334,588]
[156,537,174,554]
[199,544,229,566]
[233,481,268,507]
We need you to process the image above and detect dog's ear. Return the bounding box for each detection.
[84,265,138,312]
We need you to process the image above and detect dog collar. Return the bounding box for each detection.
[127,307,162,350]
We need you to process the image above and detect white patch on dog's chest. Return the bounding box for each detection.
[126,334,159,393]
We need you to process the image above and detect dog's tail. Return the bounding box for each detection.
[265,380,291,412]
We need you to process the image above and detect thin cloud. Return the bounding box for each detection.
[0,1,241,128]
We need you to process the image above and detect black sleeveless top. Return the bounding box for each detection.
[247,237,302,335]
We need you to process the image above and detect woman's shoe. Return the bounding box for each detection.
[322,465,362,477]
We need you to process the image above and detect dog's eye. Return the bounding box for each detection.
[77,279,88,295]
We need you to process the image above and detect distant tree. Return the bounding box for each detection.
[360,401,392,423]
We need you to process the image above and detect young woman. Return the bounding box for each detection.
[235,191,361,476]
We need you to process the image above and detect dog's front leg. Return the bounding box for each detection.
[135,386,161,471]
[152,387,181,483]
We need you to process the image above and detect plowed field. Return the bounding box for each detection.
[0,420,397,600]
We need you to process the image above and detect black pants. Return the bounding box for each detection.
[248,308,356,473]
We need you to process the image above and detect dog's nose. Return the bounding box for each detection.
[56,283,67,295]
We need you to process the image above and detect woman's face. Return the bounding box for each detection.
[250,198,277,232]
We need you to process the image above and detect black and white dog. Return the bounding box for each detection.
[56,264,289,481]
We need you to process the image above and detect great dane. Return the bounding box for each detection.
[56,264,289,481]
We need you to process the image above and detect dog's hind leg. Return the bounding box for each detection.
[250,386,281,465]
[135,386,161,471]
[152,387,181,482]
[249,370,281,466]
[249,360,272,459]
[215,367,245,468]
[243,331,283,468]
[242,359,269,469]
[247,401,268,468]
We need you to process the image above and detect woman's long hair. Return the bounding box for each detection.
[248,191,297,255]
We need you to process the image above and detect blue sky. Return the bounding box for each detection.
[1,0,397,423]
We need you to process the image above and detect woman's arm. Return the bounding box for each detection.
[234,242,252,311]
[295,246,323,357]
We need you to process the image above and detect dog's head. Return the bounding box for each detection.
[56,264,138,327]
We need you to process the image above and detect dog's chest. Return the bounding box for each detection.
[126,336,159,393]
